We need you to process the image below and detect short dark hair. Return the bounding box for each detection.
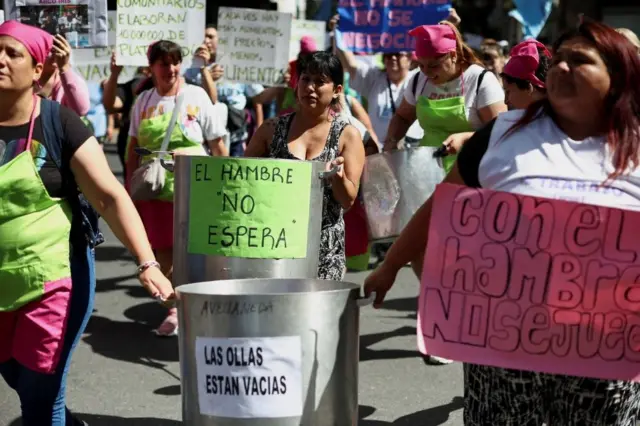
[206,23,216,30]
[297,51,344,87]
[147,40,182,66]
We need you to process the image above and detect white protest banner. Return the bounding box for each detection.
[116,0,205,68]
[195,336,303,418]
[72,11,137,84]
[289,19,327,60]
[217,7,292,86]
[4,0,108,48]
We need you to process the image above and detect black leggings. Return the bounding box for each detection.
[464,363,640,426]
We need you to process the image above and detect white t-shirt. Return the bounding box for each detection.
[478,110,640,210]
[129,84,227,143]
[350,65,424,141]
[404,64,504,130]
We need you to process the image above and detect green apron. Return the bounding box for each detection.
[0,96,72,312]
[136,97,202,201]
[416,75,473,173]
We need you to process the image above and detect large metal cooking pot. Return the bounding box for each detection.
[176,278,373,425]
[360,146,445,242]
[164,156,337,286]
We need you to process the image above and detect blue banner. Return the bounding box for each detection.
[337,0,452,54]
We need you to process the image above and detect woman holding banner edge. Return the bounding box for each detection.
[365,20,640,425]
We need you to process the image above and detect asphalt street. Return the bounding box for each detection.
[0,145,464,425]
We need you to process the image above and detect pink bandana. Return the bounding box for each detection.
[0,20,53,64]
[503,39,551,88]
[408,25,456,58]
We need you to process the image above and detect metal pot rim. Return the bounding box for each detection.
[176,278,361,296]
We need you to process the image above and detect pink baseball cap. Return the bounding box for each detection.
[300,36,317,55]
[502,39,551,88]
[0,20,53,65]
[408,25,457,58]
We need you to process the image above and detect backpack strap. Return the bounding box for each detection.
[40,98,104,249]
[39,98,64,170]
[476,69,488,96]
[412,72,420,98]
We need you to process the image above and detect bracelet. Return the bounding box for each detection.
[137,260,161,275]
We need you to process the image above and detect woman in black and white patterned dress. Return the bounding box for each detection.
[245,51,365,280]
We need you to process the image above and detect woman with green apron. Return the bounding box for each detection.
[0,21,173,425]
[382,22,506,364]
[126,40,228,337]
[383,22,506,173]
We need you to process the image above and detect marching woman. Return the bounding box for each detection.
[442,39,552,154]
[383,22,506,173]
[245,51,365,281]
[126,40,228,336]
[365,20,640,425]
[0,21,173,425]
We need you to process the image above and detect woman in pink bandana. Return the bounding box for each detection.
[441,39,551,154]
[383,22,506,174]
[366,20,640,426]
[0,21,174,425]
[501,39,551,110]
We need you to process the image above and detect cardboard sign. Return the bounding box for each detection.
[289,19,327,60]
[337,0,451,53]
[115,0,205,67]
[188,157,312,259]
[216,7,292,86]
[5,0,108,48]
[195,336,303,418]
[419,183,640,382]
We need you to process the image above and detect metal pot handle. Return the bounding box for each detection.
[160,158,175,172]
[318,165,340,180]
[357,291,376,308]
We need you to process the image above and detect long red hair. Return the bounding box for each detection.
[506,20,640,180]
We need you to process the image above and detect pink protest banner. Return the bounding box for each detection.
[419,183,640,382]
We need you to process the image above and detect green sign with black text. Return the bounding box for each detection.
[188,157,312,258]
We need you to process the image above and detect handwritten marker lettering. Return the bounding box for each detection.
[195,336,303,418]
[116,0,205,67]
[188,157,312,259]
[337,0,451,53]
[216,7,292,86]
[420,183,640,382]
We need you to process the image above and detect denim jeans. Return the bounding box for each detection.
[0,245,95,426]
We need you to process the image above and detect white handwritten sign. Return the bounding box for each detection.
[217,7,292,86]
[72,11,137,83]
[289,19,327,60]
[115,0,205,67]
[195,336,303,418]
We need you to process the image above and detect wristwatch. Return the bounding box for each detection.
[137,260,161,276]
